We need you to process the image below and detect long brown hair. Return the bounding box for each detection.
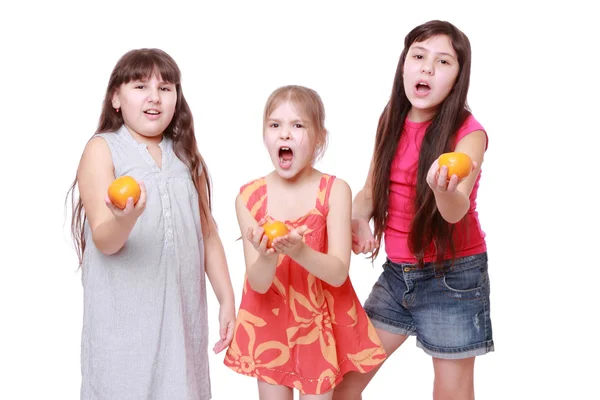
[66,48,212,265]
[371,20,472,267]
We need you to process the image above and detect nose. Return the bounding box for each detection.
[148,86,161,103]
[421,60,434,75]
[280,127,291,140]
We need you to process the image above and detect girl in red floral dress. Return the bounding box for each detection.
[224,85,386,399]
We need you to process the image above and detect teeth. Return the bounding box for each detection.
[281,147,290,151]
[146,110,159,114]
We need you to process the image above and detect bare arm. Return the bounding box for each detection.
[200,172,235,309]
[78,137,144,255]
[432,130,487,223]
[285,179,352,287]
[352,157,375,220]
[236,194,279,294]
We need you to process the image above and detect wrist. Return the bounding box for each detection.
[219,297,235,310]
[289,242,308,260]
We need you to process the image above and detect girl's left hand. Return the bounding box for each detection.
[272,225,308,258]
[213,304,236,354]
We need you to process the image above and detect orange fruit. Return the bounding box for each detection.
[262,220,289,248]
[438,152,473,181]
[107,176,141,209]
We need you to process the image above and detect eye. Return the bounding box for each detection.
[293,123,303,128]
[270,123,279,128]
[413,54,424,60]
[135,85,145,89]
[160,86,172,91]
[439,59,450,65]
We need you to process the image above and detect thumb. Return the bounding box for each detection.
[296,225,308,236]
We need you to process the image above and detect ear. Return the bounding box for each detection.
[111,91,120,109]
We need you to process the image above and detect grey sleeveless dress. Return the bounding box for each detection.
[80,125,210,399]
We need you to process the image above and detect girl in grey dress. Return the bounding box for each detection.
[67,48,235,400]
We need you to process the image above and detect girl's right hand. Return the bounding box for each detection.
[351,217,378,255]
[104,181,147,220]
[246,218,277,257]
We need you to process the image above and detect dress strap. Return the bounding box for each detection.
[315,174,336,216]
[239,177,267,220]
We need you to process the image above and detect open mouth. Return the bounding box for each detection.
[278,146,294,169]
[144,109,161,115]
[415,82,431,94]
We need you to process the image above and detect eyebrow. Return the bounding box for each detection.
[267,118,305,123]
[410,46,457,60]
[133,78,174,85]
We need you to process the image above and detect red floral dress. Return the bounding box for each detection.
[224,174,386,395]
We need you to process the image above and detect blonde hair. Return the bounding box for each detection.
[263,85,328,163]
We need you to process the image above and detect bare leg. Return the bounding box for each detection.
[432,357,475,400]
[332,328,409,400]
[258,380,293,400]
[300,391,334,400]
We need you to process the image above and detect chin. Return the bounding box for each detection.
[274,168,298,180]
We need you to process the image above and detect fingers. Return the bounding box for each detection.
[247,226,275,255]
[248,226,265,249]
[123,197,136,214]
[104,196,118,211]
[253,227,265,246]
[446,174,460,192]
[213,321,235,354]
[295,225,308,236]
[427,161,440,187]
[436,165,448,190]
[135,181,147,209]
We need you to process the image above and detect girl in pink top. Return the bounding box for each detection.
[333,20,493,400]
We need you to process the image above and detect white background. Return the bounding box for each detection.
[1,1,598,399]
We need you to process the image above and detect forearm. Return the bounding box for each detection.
[204,234,235,307]
[352,188,373,220]
[434,190,471,224]
[291,245,349,287]
[92,216,137,255]
[246,255,279,294]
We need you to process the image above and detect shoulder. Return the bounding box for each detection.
[456,113,488,150]
[328,176,351,203]
[237,176,266,211]
[80,135,112,166]
[239,176,265,195]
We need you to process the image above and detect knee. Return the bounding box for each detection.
[433,378,474,400]
[332,387,361,400]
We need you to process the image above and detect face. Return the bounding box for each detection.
[264,101,316,180]
[403,34,460,121]
[112,72,177,141]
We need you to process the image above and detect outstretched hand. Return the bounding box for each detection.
[271,225,308,258]
[426,159,478,194]
[246,218,278,257]
[105,181,147,219]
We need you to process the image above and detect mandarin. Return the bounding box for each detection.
[107,176,141,210]
[262,220,289,248]
[438,152,473,181]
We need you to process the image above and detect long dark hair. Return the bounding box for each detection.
[66,48,212,265]
[371,20,472,267]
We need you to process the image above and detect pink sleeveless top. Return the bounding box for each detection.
[384,114,488,263]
